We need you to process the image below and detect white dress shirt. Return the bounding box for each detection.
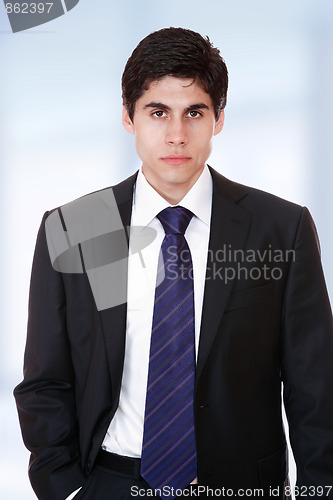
[102,165,212,456]
[66,165,212,499]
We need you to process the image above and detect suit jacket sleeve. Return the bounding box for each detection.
[14,212,86,500]
[282,207,333,487]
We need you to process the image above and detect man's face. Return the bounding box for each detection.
[122,76,224,201]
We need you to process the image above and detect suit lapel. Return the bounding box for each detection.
[196,168,252,387]
[98,172,138,406]
[97,168,251,401]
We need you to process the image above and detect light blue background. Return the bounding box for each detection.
[1,0,332,497]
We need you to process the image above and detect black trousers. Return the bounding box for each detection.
[74,465,198,500]
[73,465,290,500]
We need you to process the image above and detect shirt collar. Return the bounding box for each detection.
[132,165,212,228]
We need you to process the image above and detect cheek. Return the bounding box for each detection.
[195,135,213,158]
[192,124,214,144]
[135,131,160,160]
[134,130,149,152]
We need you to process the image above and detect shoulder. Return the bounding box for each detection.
[209,165,304,223]
[41,171,138,269]
[48,171,139,216]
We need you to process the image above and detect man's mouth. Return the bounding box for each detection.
[160,155,191,165]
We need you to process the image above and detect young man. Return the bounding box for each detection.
[14,28,333,500]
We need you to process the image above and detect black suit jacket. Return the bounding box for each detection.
[14,167,333,500]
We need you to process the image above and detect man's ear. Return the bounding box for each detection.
[213,110,225,136]
[122,106,135,134]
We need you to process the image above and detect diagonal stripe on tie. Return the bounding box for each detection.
[144,371,195,420]
[152,290,194,332]
[143,426,196,476]
[148,344,195,390]
[141,206,197,500]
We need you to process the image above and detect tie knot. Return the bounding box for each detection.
[157,206,193,235]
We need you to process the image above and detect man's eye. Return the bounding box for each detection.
[152,110,167,118]
[187,110,202,118]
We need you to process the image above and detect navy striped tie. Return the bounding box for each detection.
[141,206,197,499]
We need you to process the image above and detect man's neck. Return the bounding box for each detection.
[142,169,204,205]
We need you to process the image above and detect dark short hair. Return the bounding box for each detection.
[122,27,228,121]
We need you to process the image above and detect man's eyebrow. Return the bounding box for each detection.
[144,102,171,111]
[143,102,210,112]
[185,103,210,112]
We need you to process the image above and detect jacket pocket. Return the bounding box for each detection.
[225,282,275,312]
[257,445,288,490]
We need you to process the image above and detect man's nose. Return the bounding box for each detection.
[165,118,188,146]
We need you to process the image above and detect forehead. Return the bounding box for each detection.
[137,76,213,108]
